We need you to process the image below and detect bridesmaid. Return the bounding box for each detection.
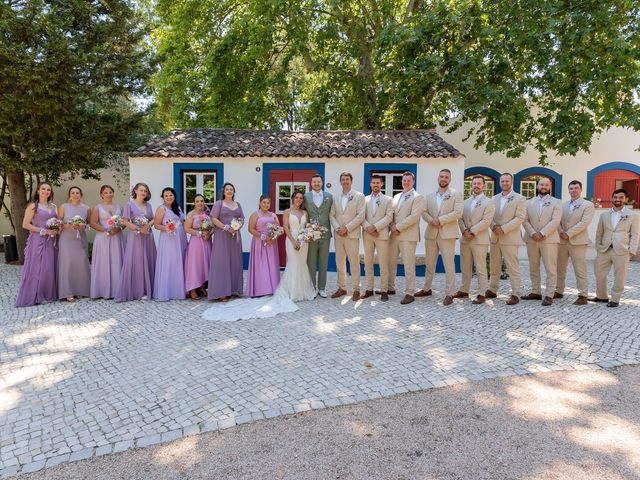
[57,186,91,301]
[245,195,281,297]
[184,194,212,300]
[114,182,157,302]
[208,182,244,301]
[89,185,125,299]
[15,183,59,307]
[153,187,186,301]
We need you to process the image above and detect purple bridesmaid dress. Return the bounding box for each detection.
[58,203,91,299]
[207,200,244,300]
[245,212,281,297]
[91,204,125,299]
[114,201,157,302]
[15,206,58,307]
[184,213,212,293]
[153,206,186,301]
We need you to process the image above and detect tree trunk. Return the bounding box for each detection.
[7,169,28,264]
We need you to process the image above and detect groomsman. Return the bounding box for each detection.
[416,169,463,305]
[362,175,394,301]
[590,189,640,307]
[454,175,495,304]
[486,173,526,305]
[330,172,366,301]
[387,171,426,305]
[522,177,562,306]
[556,180,595,304]
[304,175,333,298]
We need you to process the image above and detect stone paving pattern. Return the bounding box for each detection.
[1,260,639,478]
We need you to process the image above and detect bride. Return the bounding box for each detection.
[201,191,316,321]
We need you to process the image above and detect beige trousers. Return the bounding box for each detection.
[423,237,456,296]
[387,237,417,295]
[460,243,489,295]
[363,235,389,292]
[556,243,588,297]
[526,242,558,297]
[335,235,361,292]
[595,248,630,303]
[489,243,521,297]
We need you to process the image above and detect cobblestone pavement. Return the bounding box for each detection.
[1,260,639,478]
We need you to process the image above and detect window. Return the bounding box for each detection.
[520,174,553,199]
[182,171,216,213]
[371,171,405,198]
[275,182,309,213]
[463,175,495,199]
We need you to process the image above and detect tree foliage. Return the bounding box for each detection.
[153,0,640,158]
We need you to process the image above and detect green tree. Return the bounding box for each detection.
[153,0,640,154]
[0,0,154,260]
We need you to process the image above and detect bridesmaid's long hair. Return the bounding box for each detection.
[161,187,182,217]
[291,191,306,211]
[131,182,152,202]
[193,194,210,215]
[220,182,235,201]
[30,182,54,211]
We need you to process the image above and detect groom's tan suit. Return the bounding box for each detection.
[330,190,366,292]
[387,189,426,295]
[362,192,394,293]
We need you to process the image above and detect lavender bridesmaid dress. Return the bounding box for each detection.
[245,212,281,297]
[58,203,91,299]
[208,200,244,300]
[184,213,212,293]
[90,204,125,299]
[114,201,156,302]
[15,206,58,307]
[153,206,186,301]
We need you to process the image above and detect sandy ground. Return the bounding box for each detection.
[21,366,640,480]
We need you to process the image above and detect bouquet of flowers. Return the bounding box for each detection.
[106,215,124,235]
[133,215,150,234]
[229,217,244,236]
[165,219,179,235]
[262,222,284,245]
[198,215,213,234]
[297,220,328,244]
[43,218,63,237]
[68,215,87,238]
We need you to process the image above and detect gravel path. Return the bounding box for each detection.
[20,365,640,480]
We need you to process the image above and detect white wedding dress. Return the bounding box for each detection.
[201,211,317,321]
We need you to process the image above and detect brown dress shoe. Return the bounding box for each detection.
[574,296,588,305]
[472,295,486,304]
[522,293,543,300]
[361,290,374,299]
[400,294,415,305]
[453,291,469,299]
[484,290,497,298]
[380,292,389,302]
[351,291,361,301]
[541,296,553,306]
[378,289,395,295]
[414,289,432,297]
[505,295,520,305]
[588,296,609,303]
[331,288,347,298]
[442,295,453,306]
[553,292,564,299]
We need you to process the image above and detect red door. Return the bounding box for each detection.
[593,169,639,208]
[268,169,318,267]
[622,179,640,209]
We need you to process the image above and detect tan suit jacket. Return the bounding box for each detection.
[595,209,640,255]
[459,195,495,245]
[523,196,562,244]
[391,190,426,242]
[490,191,526,245]
[558,199,595,246]
[330,191,366,239]
[423,189,463,240]
[363,193,393,240]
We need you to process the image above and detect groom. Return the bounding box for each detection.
[304,174,333,298]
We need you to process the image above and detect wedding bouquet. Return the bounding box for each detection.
[106,215,124,235]
[43,218,63,237]
[262,222,284,245]
[198,215,213,234]
[229,217,244,236]
[68,215,87,238]
[133,215,150,234]
[165,219,179,235]
[297,221,328,244]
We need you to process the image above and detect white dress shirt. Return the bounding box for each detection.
[370,193,380,215]
[436,189,449,210]
[611,207,626,229]
[397,189,413,209]
[313,191,323,208]
[499,191,511,212]
[569,198,580,211]
[341,190,353,210]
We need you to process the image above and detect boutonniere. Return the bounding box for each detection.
[348,194,354,202]
[473,199,482,208]
[543,201,551,207]
[443,193,451,201]
[620,214,629,221]
[404,192,412,200]
[506,196,514,203]
[572,203,582,210]
[375,198,381,207]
